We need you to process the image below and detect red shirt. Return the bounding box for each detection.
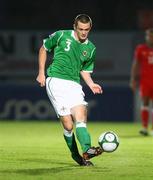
[134,44,153,83]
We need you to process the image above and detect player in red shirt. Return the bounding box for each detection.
[130,28,153,136]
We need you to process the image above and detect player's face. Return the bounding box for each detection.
[74,21,91,42]
[146,32,153,46]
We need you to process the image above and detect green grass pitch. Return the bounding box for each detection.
[0,121,153,180]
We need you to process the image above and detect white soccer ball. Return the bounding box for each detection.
[98,131,119,152]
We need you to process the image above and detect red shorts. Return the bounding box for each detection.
[140,81,153,99]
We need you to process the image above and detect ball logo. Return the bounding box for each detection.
[105,133,115,142]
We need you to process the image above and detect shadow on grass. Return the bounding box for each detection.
[15,158,74,165]
[0,166,110,176]
[0,166,76,175]
[0,159,110,175]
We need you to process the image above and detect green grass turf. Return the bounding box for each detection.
[0,121,153,180]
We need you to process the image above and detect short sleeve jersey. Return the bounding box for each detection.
[134,44,153,82]
[43,30,96,83]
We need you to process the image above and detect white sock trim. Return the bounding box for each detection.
[76,121,86,128]
[63,129,73,137]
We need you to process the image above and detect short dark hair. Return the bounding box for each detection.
[74,14,92,27]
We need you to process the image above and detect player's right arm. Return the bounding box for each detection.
[36,46,47,87]
[36,31,63,87]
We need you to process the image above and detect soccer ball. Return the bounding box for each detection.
[98,131,119,152]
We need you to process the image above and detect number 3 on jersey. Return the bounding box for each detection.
[64,39,72,51]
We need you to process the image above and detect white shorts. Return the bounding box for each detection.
[46,77,87,117]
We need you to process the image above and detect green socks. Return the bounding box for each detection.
[76,122,91,153]
[64,131,84,165]
[63,121,91,155]
[63,130,80,156]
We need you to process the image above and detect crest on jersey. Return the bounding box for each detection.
[83,50,87,56]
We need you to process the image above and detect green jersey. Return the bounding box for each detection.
[43,30,96,83]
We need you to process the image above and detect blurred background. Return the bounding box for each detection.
[0,0,153,122]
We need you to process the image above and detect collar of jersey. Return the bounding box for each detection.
[71,30,88,44]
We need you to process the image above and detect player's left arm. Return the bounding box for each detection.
[81,71,103,94]
[81,46,103,94]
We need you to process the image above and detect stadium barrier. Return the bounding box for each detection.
[0,84,133,122]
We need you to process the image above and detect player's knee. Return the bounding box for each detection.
[60,115,73,131]
[64,126,73,131]
[71,105,87,120]
[62,122,73,131]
